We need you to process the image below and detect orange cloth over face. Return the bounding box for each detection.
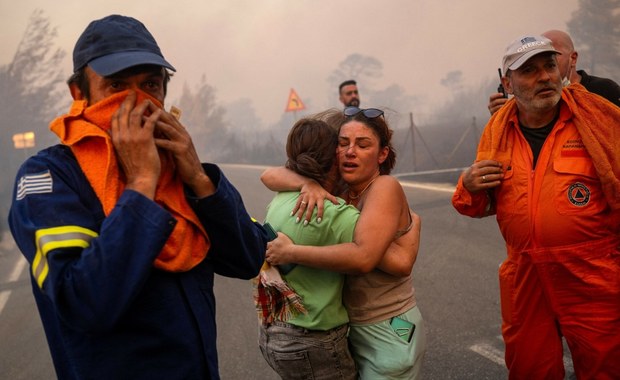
[475,83,620,210]
[50,90,210,272]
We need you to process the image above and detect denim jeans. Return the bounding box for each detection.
[259,320,357,380]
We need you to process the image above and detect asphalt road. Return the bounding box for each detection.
[0,164,575,379]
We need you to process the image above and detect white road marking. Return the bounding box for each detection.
[9,256,27,282]
[0,291,10,316]
[470,337,575,377]
[469,343,505,366]
[0,239,27,315]
[0,232,16,251]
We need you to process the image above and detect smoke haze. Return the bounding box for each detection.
[1,0,578,125]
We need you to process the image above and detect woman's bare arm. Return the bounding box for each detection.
[260,166,308,191]
[266,176,405,274]
[375,210,421,277]
[261,166,338,223]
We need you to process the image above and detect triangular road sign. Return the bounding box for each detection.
[285,88,306,112]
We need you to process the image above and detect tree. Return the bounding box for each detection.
[328,53,383,84]
[440,70,464,94]
[327,54,383,104]
[176,75,232,161]
[0,10,66,233]
[366,84,419,128]
[0,10,66,136]
[567,0,620,79]
[225,98,263,134]
[389,78,495,176]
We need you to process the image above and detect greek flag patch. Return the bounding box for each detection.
[16,171,53,200]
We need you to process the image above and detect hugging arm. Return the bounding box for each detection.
[376,210,421,277]
[261,166,338,223]
[266,176,406,275]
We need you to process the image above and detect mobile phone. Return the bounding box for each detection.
[263,222,296,275]
[263,222,277,241]
[390,316,415,343]
[497,68,507,98]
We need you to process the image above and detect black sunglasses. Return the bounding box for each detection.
[343,106,384,119]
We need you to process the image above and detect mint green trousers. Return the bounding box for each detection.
[348,306,426,379]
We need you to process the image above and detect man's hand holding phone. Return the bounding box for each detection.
[263,223,297,275]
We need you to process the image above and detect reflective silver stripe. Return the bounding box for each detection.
[33,226,98,289]
[37,231,96,250]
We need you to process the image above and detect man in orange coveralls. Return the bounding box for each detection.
[452,35,620,380]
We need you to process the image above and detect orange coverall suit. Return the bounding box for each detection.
[452,92,620,379]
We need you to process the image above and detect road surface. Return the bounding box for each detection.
[0,164,575,379]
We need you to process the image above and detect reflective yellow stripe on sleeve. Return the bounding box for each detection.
[33,226,99,289]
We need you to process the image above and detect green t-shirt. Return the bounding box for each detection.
[265,191,360,330]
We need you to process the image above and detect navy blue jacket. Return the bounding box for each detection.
[577,69,620,107]
[9,145,268,379]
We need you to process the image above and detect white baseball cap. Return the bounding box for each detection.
[502,35,560,75]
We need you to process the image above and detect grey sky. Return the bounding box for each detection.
[1,0,577,125]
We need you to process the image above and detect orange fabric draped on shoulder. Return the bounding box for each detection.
[477,84,620,210]
[50,90,210,272]
[562,84,620,210]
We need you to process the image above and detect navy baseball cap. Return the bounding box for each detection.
[72,15,175,76]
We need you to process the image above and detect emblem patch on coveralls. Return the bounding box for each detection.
[567,182,590,207]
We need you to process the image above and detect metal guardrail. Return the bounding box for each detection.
[393,167,468,178]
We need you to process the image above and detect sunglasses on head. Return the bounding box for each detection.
[343,106,384,119]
